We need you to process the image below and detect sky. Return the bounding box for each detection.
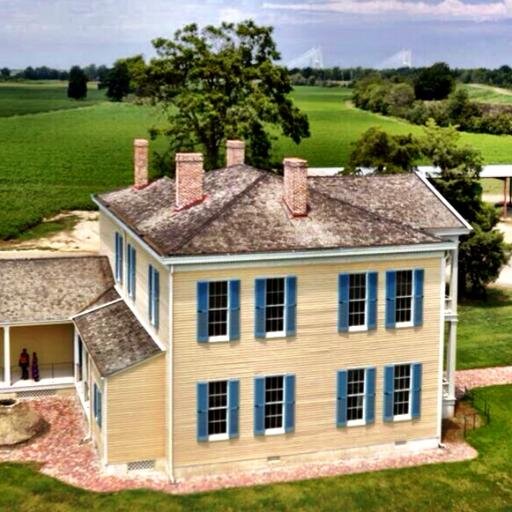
[1,0,512,69]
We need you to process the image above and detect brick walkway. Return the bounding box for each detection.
[456,365,512,397]
[0,395,478,495]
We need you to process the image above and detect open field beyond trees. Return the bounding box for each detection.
[0,385,509,511]
[1,83,512,239]
[461,83,512,105]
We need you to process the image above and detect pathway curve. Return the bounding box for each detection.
[456,365,512,396]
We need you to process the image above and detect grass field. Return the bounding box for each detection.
[2,83,512,239]
[0,385,509,511]
[458,288,512,370]
[461,83,512,105]
[0,81,105,117]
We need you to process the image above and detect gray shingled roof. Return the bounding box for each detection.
[0,256,114,324]
[309,174,467,232]
[73,292,162,377]
[97,165,452,257]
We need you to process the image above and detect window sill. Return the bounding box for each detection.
[392,414,412,422]
[264,427,285,436]
[208,433,230,442]
[395,322,414,329]
[348,325,368,333]
[347,419,366,427]
[208,335,230,343]
[265,331,286,339]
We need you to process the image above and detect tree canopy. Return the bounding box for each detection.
[67,66,88,100]
[105,61,131,102]
[414,62,455,101]
[144,20,310,170]
[346,120,510,297]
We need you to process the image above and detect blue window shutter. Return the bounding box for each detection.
[119,235,123,283]
[412,363,422,419]
[285,276,297,337]
[338,274,349,332]
[115,233,121,282]
[383,365,395,422]
[131,248,136,299]
[336,370,348,427]
[98,389,102,428]
[414,269,424,327]
[126,245,131,293]
[254,377,265,435]
[197,282,209,343]
[284,374,296,433]
[154,270,160,328]
[229,280,240,341]
[93,383,97,418]
[365,367,376,424]
[148,265,153,320]
[228,379,240,438]
[197,382,208,441]
[368,272,378,330]
[385,271,396,329]
[254,279,266,339]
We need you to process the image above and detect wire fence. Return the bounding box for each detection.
[460,387,491,438]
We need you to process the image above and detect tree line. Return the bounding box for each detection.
[352,63,512,136]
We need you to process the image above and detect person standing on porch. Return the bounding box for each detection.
[18,349,30,380]
[31,352,40,382]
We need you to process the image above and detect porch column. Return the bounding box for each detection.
[446,319,458,399]
[504,177,509,218]
[73,327,79,382]
[4,325,10,386]
[447,246,459,401]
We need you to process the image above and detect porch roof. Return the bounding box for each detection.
[73,290,162,377]
[0,256,114,324]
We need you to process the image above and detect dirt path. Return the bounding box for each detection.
[0,211,99,258]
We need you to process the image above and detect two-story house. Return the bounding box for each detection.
[0,138,470,480]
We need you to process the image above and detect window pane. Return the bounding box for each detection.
[208,281,228,337]
[349,274,366,327]
[208,381,228,436]
[264,376,284,430]
[393,364,411,416]
[265,278,285,333]
[347,369,365,421]
[395,271,413,323]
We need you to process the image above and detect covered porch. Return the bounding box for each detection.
[0,322,75,391]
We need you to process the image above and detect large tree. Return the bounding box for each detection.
[67,66,88,100]
[414,62,455,101]
[346,119,510,297]
[105,61,131,102]
[144,21,310,170]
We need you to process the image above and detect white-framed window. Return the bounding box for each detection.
[393,364,412,420]
[265,278,286,337]
[148,265,159,328]
[208,281,229,341]
[395,270,414,327]
[347,368,366,426]
[264,375,285,434]
[348,273,367,331]
[208,380,229,441]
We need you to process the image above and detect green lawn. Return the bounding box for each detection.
[2,83,512,240]
[458,288,512,370]
[0,385,509,511]
[0,81,106,117]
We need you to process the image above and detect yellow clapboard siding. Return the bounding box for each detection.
[172,256,443,469]
[99,215,169,347]
[106,355,166,464]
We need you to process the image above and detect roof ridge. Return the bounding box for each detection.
[173,171,268,252]
[310,186,439,242]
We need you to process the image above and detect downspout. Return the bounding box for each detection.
[167,265,175,482]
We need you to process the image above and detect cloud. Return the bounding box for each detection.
[263,0,512,21]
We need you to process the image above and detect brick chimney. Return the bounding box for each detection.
[226,140,245,167]
[133,139,149,189]
[283,157,308,217]
[175,153,205,210]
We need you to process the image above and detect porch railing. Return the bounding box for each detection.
[10,362,74,386]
